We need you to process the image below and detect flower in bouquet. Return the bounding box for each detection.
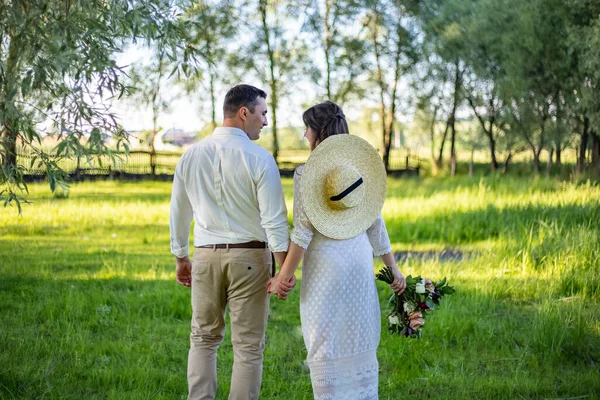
[415,281,426,294]
[408,311,424,329]
[375,266,455,338]
[424,278,435,294]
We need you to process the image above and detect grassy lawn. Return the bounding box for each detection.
[1,176,599,399]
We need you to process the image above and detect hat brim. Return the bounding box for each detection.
[300,134,387,240]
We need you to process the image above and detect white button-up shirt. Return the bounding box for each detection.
[170,127,289,258]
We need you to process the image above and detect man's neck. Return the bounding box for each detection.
[222,119,244,131]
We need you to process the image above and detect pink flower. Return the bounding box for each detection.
[424,278,435,294]
[408,311,424,329]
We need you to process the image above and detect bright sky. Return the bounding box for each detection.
[110,46,204,132]
[110,44,310,133]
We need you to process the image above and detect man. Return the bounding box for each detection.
[170,84,294,400]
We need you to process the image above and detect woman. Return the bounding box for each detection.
[268,101,406,400]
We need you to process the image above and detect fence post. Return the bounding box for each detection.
[76,154,81,180]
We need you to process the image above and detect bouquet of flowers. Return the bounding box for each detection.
[376,266,455,338]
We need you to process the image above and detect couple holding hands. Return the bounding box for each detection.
[170,84,406,400]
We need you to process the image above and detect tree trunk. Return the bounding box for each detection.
[449,62,461,177]
[577,116,589,174]
[466,95,498,172]
[555,147,561,166]
[385,20,403,172]
[532,116,547,175]
[469,147,474,177]
[545,147,553,177]
[502,152,513,173]
[370,11,390,171]
[1,30,20,169]
[436,117,450,170]
[150,55,164,176]
[0,126,18,168]
[429,107,438,163]
[151,110,158,175]
[533,146,542,174]
[450,116,456,177]
[324,0,333,100]
[270,82,279,164]
[209,67,216,130]
[260,0,279,164]
[489,136,498,172]
[591,130,600,174]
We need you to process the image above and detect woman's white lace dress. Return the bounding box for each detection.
[290,165,392,400]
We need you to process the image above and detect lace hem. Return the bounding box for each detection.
[314,384,378,400]
[291,228,312,250]
[309,351,379,400]
[372,244,392,257]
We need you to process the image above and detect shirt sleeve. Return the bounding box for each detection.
[256,156,290,253]
[170,157,194,258]
[366,214,393,256]
[290,165,314,250]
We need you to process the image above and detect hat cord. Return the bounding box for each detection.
[329,177,364,201]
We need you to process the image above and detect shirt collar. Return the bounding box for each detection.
[212,127,249,139]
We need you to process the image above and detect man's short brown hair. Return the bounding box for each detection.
[223,84,267,118]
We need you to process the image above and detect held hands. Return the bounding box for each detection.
[176,256,192,287]
[390,267,407,294]
[267,274,296,300]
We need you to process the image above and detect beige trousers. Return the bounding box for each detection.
[188,247,272,400]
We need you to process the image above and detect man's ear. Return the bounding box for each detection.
[239,107,248,121]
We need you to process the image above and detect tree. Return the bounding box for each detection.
[0,0,194,210]
[416,0,472,176]
[229,0,309,164]
[365,0,417,171]
[566,0,600,175]
[303,0,370,105]
[491,0,573,174]
[183,0,237,131]
[127,50,174,174]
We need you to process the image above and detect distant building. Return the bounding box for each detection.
[159,128,197,148]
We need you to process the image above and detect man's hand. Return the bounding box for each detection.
[176,256,192,287]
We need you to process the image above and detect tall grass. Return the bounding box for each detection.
[1,177,599,399]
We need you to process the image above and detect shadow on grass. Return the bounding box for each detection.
[393,249,472,263]
[387,202,599,244]
[0,272,599,399]
[0,274,309,400]
[374,282,600,399]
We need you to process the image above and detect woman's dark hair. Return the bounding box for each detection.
[302,101,349,143]
[223,84,267,118]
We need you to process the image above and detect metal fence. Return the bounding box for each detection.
[18,147,419,180]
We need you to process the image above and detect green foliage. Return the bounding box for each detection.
[0,0,196,211]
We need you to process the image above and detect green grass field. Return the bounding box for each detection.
[1,176,599,399]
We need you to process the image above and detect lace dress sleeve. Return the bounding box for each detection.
[366,214,393,256]
[290,165,314,249]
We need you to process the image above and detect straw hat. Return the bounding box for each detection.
[300,134,387,240]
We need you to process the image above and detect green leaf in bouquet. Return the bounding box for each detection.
[442,285,455,295]
[388,293,396,306]
[435,277,447,288]
[425,297,436,310]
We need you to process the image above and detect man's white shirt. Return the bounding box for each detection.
[170,127,289,258]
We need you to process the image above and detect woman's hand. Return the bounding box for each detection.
[389,267,406,294]
[267,274,296,300]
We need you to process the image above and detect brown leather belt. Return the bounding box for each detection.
[195,241,267,249]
